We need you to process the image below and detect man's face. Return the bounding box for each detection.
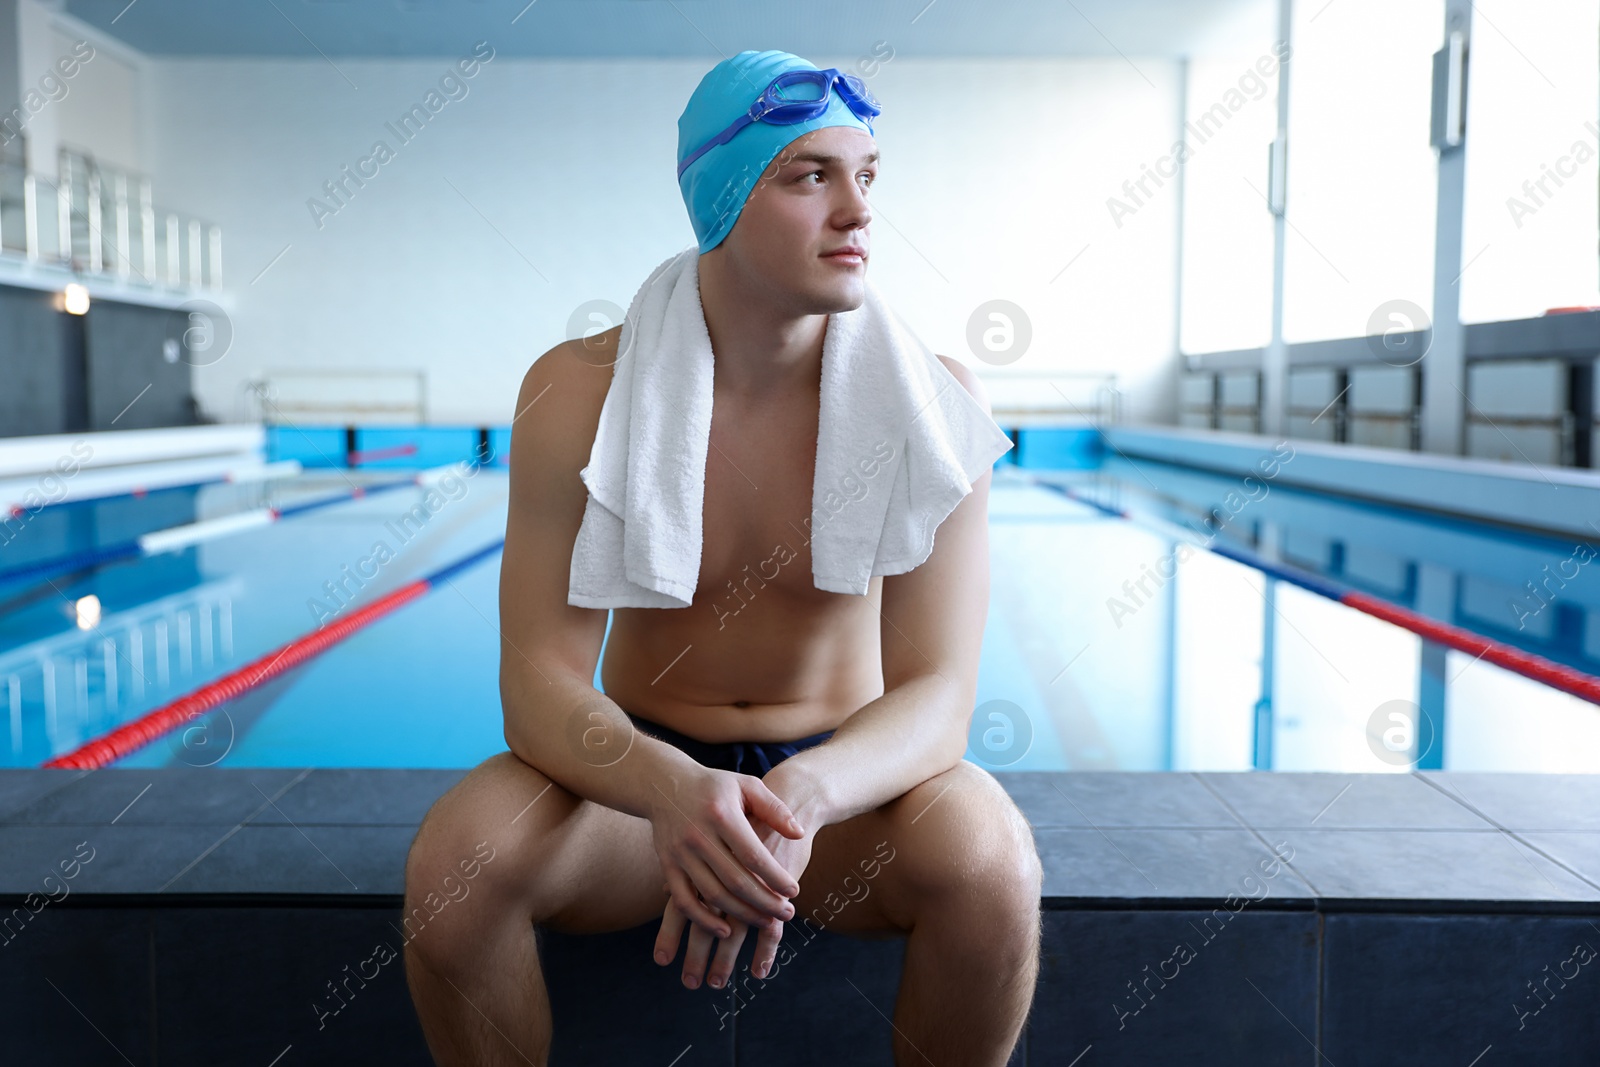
[712,124,877,314]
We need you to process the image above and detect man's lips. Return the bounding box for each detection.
[821,247,866,261]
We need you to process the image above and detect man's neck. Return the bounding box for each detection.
[699,253,825,402]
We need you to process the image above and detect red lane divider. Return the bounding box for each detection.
[1029,474,1600,708]
[41,581,430,769]
[40,537,506,770]
[1344,591,1600,706]
[348,443,419,465]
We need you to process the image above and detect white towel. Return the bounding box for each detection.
[567,244,1014,610]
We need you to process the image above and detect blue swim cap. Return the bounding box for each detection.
[677,50,876,254]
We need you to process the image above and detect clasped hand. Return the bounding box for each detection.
[647,764,816,990]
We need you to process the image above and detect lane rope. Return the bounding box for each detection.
[348,443,419,466]
[1,459,302,517]
[1027,474,1600,707]
[40,538,506,769]
[0,466,467,587]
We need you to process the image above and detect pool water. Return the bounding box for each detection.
[1,456,1596,772]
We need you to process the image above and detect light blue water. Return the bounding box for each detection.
[2,457,1596,772]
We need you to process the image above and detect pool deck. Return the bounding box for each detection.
[2,767,1598,1065]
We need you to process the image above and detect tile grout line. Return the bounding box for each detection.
[157,768,314,893]
[1314,909,1325,1067]
[1,768,93,824]
[148,913,158,1067]
[240,767,321,832]
[1191,771,1329,1065]
[1189,772,1328,899]
[1409,771,1507,832]
[1411,772,1600,896]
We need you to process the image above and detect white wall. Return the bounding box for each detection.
[140,51,1183,426]
[53,21,141,171]
[3,1,149,177]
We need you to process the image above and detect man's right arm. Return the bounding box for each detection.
[496,339,699,820]
[495,340,804,935]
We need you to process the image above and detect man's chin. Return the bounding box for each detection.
[809,275,866,315]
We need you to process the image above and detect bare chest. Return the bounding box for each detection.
[599,385,883,731]
[696,392,827,617]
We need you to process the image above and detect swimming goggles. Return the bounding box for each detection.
[677,67,882,180]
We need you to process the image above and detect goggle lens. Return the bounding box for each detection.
[839,74,879,111]
[771,75,829,104]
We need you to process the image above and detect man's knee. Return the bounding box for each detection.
[899,761,1042,914]
[402,753,563,960]
[922,765,1041,981]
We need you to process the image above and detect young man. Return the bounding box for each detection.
[402,51,1042,1066]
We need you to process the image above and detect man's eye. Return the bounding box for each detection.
[802,171,823,184]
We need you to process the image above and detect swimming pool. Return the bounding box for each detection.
[2,448,1596,772]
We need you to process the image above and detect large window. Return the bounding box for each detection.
[1459,0,1600,323]
[1179,56,1281,354]
[1445,653,1600,770]
[1281,0,1442,344]
[1269,583,1420,772]
[1171,548,1264,769]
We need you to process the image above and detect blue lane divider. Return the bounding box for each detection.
[426,539,509,586]
[1025,473,1600,706]
[0,473,430,589]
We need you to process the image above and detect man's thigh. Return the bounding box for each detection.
[787,759,1038,939]
[410,751,671,937]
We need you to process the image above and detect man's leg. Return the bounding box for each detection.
[784,759,1044,1067]
[401,751,670,1067]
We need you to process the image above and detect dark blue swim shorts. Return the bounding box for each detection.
[625,710,833,778]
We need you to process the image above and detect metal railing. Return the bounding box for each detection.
[1181,312,1600,466]
[1,582,240,762]
[0,143,221,290]
[243,369,430,426]
[978,367,1120,428]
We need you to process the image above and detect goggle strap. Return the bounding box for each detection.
[677,113,753,178]
[678,69,881,179]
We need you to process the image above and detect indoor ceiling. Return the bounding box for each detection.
[63,0,1278,59]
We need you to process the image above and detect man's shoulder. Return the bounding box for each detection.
[511,327,621,473]
[524,326,620,396]
[520,327,620,420]
[934,354,991,416]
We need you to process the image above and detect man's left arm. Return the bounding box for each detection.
[774,357,995,830]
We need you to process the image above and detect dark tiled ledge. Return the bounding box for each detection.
[3,767,1599,1066]
[4,768,1597,911]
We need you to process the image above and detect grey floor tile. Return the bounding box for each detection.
[1425,773,1600,831]
[1281,829,1600,903]
[0,824,236,895]
[1037,828,1315,902]
[0,769,86,822]
[7,766,311,826]
[1197,770,1496,830]
[1516,832,1600,891]
[247,768,469,826]
[1030,909,1319,1066]
[166,824,417,895]
[1000,771,1244,829]
[1322,913,1600,1064]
